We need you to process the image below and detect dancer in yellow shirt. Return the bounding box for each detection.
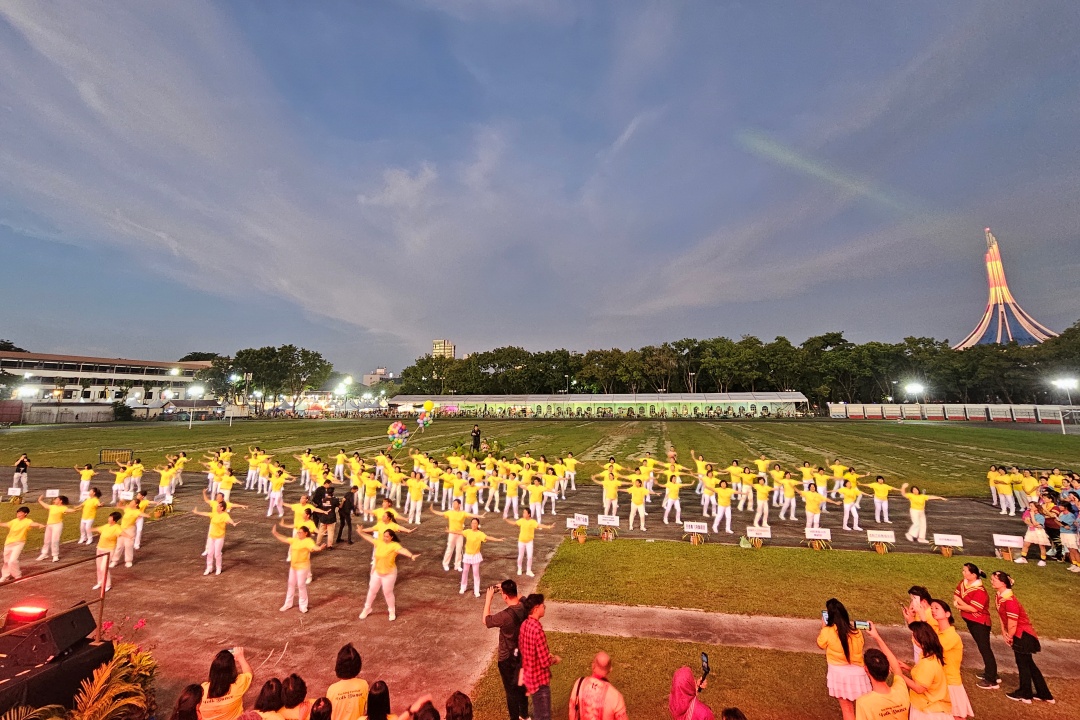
[620,479,655,532]
[1,507,45,581]
[711,481,737,534]
[192,502,239,575]
[91,511,124,591]
[36,494,78,562]
[358,529,420,622]
[75,464,96,500]
[659,476,689,524]
[271,524,325,613]
[432,500,482,573]
[800,483,840,529]
[900,484,946,543]
[78,488,103,544]
[455,518,504,597]
[591,472,625,516]
[837,481,865,532]
[859,476,899,524]
[504,508,554,577]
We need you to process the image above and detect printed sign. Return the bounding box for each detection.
[682,521,709,534]
[566,518,579,529]
[746,526,772,539]
[866,530,896,543]
[933,533,964,547]
[45,489,60,498]
[119,491,135,501]
[574,513,590,526]
[7,488,21,497]
[805,528,832,541]
[597,514,621,527]
[993,534,1025,549]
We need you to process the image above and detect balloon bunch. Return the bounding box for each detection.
[417,411,433,430]
[387,421,410,449]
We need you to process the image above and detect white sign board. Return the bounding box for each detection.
[866,530,896,543]
[574,513,590,526]
[683,521,709,534]
[746,526,772,539]
[933,533,964,547]
[45,489,60,498]
[597,514,620,527]
[7,488,21,497]
[805,528,832,541]
[993,534,1025,549]
[565,518,579,529]
[119,491,135,501]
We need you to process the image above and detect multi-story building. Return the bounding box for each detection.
[432,339,456,359]
[362,367,395,386]
[0,351,211,404]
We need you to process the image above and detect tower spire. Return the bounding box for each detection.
[953,228,1057,349]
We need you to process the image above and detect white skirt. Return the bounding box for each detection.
[462,552,483,565]
[1024,528,1050,545]
[909,706,953,720]
[948,684,974,718]
[826,663,871,701]
[1061,533,1079,550]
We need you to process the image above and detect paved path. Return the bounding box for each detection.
[545,602,1080,679]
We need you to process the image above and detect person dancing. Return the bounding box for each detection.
[800,483,838,529]
[456,518,504,597]
[837,481,864,532]
[78,487,102,544]
[90,511,123,591]
[506,508,554,577]
[860,476,898,524]
[432,500,481,573]
[192,501,239,576]
[620,479,653,532]
[900,484,947,544]
[272,524,325,613]
[358,529,420,622]
[35,494,78,562]
[1,507,44,581]
[711,480,736,534]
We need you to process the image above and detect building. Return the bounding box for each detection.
[0,351,211,404]
[362,367,395,386]
[432,339,456,359]
[953,228,1058,349]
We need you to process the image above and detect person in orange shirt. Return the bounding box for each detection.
[817,598,870,720]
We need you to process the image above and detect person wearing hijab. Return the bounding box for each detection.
[669,666,714,720]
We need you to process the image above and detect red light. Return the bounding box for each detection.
[5,605,47,626]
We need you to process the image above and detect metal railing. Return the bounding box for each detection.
[0,552,111,643]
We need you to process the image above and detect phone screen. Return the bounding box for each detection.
[855,620,870,631]
[701,652,710,678]
[821,610,829,623]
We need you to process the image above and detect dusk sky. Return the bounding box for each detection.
[2,1,1078,376]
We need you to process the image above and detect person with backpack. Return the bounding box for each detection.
[568,652,628,720]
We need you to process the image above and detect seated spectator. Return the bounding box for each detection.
[201,648,253,720]
[255,679,286,720]
[327,644,368,720]
[282,674,312,720]
[310,698,332,720]
[445,691,472,720]
[855,648,909,720]
[669,666,714,720]
[364,681,392,720]
[172,684,204,720]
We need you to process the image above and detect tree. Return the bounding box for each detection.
[0,339,26,352]
[280,345,334,411]
[178,352,219,362]
[194,356,241,404]
[578,349,624,394]
[234,346,289,413]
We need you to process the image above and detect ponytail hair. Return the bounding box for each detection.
[963,562,986,579]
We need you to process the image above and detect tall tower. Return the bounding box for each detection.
[953,228,1058,349]
[432,339,456,359]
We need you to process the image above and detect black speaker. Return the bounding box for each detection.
[0,603,96,669]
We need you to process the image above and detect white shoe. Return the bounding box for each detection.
[134,545,140,550]
[388,612,396,621]
[460,586,466,594]
[36,554,47,561]
[52,557,59,562]
[280,604,292,612]
[1014,557,1028,564]
[526,570,535,577]
[854,527,863,531]
[517,569,522,575]
[883,520,893,524]
[215,569,221,575]
[92,583,101,590]
[443,564,449,572]
[474,591,480,597]
[1037,560,1046,567]
[359,608,370,619]
[125,562,132,568]
[917,539,929,544]
[204,568,212,575]
[306,576,312,584]
[1068,565,1080,572]
[109,562,117,568]
[299,606,308,614]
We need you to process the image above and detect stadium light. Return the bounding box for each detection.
[1053,378,1077,406]
[169,368,180,376]
[17,386,35,398]
[344,376,353,385]
[229,374,241,382]
[904,383,926,403]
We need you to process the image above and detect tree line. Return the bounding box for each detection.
[398,320,1080,408]
[192,346,334,412]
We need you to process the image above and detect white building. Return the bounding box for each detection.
[0,351,212,404]
[362,367,395,386]
[432,339,456,359]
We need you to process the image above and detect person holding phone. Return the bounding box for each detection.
[817,598,871,720]
[668,666,714,720]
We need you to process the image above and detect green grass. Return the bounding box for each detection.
[538,540,1080,639]
[471,633,1075,720]
[2,418,1078,496]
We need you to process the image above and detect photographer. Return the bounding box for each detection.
[668,667,713,720]
[483,579,529,720]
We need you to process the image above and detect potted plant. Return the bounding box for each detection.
[869,540,893,555]
[572,525,588,544]
[683,532,707,546]
[600,526,619,541]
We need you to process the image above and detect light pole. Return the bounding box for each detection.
[904,382,925,404]
[688,371,696,393]
[187,385,204,429]
[564,374,570,394]
[1052,378,1077,406]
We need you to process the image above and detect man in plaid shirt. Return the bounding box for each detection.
[519,594,560,720]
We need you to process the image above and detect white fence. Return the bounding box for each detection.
[828,403,1072,425]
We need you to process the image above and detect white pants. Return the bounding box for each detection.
[363,495,377,520]
[80,480,91,500]
[465,502,479,516]
[644,478,654,502]
[245,468,258,489]
[503,496,519,519]
[390,484,402,507]
[779,497,797,520]
[874,499,891,523]
[205,535,224,573]
[753,502,769,527]
[175,470,184,486]
[267,491,284,516]
[284,567,311,609]
[541,493,556,515]
[131,475,142,492]
[1,542,25,579]
[517,540,534,573]
[566,471,576,489]
[39,523,62,559]
[407,500,422,524]
[257,475,269,494]
[701,494,717,517]
[663,498,681,523]
[112,532,135,565]
[843,503,861,530]
[712,506,731,533]
[485,487,501,511]
[629,504,646,530]
[530,502,543,523]
[805,512,821,529]
[95,552,111,588]
[335,464,344,481]
[111,485,124,504]
[907,509,927,541]
[80,518,94,543]
[443,533,464,570]
[739,486,754,511]
[13,472,28,493]
[461,561,482,594]
[441,486,452,509]
[558,477,569,499]
[998,493,1015,515]
[363,569,398,615]
[603,499,618,516]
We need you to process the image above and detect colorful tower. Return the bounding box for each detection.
[953,228,1058,349]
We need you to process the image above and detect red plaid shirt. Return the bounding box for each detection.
[518,617,554,694]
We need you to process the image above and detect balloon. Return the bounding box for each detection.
[391,437,405,449]
[423,400,434,412]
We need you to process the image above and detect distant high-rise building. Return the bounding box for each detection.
[953,228,1058,349]
[362,367,394,386]
[432,339,456,359]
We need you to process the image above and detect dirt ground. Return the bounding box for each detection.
[0,467,1028,714]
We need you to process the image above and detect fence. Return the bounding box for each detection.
[98,449,134,465]
[828,403,1074,426]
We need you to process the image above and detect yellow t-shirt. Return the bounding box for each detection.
[289,537,318,570]
[218,476,239,491]
[908,657,950,713]
[1048,473,1065,491]
[200,673,253,720]
[664,480,685,499]
[464,484,481,504]
[462,528,487,555]
[754,484,773,502]
[830,463,849,478]
[937,625,963,686]
[503,477,522,495]
[96,523,123,551]
[46,505,67,525]
[120,507,142,531]
[270,475,287,492]
[4,517,34,544]
[753,459,770,472]
[159,468,175,488]
[373,540,402,575]
[79,469,96,482]
[562,458,578,472]
[81,497,101,521]
[780,478,800,499]
[838,487,862,504]
[985,470,998,487]
[327,677,369,720]
[290,503,318,526]
[208,511,232,539]
[407,479,426,501]
[854,676,909,720]
[816,625,865,666]
[516,518,539,543]
[1021,475,1039,495]
[526,484,546,504]
[443,509,468,533]
[600,479,622,500]
[865,482,893,500]
[628,486,648,506]
[904,493,929,511]
[799,466,815,481]
[714,487,735,507]
[801,491,825,514]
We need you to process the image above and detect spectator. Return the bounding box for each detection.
[854,648,909,719]
[668,666,713,720]
[719,711,746,720]
[337,485,359,544]
[445,692,472,720]
[365,681,392,720]
[483,579,529,720]
[254,679,285,720]
[865,621,951,718]
[200,648,253,720]
[952,563,998,690]
[326,643,368,720]
[518,594,560,720]
[990,571,1054,704]
[281,674,312,720]
[316,485,340,548]
[309,698,331,720]
[171,684,204,720]
[471,425,481,452]
[568,651,628,720]
[817,598,870,720]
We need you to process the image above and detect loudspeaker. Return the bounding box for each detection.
[0,603,96,669]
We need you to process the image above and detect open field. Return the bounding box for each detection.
[470,633,1075,720]
[3,418,1078,496]
[538,541,1080,639]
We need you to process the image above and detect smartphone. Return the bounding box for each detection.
[854,620,870,631]
[821,610,829,623]
[698,652,710,693]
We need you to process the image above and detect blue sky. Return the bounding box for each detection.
[1,0,1078,376]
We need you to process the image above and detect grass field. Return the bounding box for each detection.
[470,633,1075,720]
[538,540,1080,639]
[2,418,1078,496]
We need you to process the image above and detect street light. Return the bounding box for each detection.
[187,384,205,429]
[904,383,925,403]
[564,374,570,394]
[344,376,353,385]
[1052,378,1077,406]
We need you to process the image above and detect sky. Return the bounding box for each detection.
[1,0,1079,376]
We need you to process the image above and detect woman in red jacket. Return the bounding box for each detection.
[991,571,1054,704]
[952,563,998,690]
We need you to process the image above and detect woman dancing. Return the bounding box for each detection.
[900,484,946,544]
[358,528,420,621]
[192,501,240,575]
[272,524,325,613]
[505,508,554,577]
[456,517,504,597]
